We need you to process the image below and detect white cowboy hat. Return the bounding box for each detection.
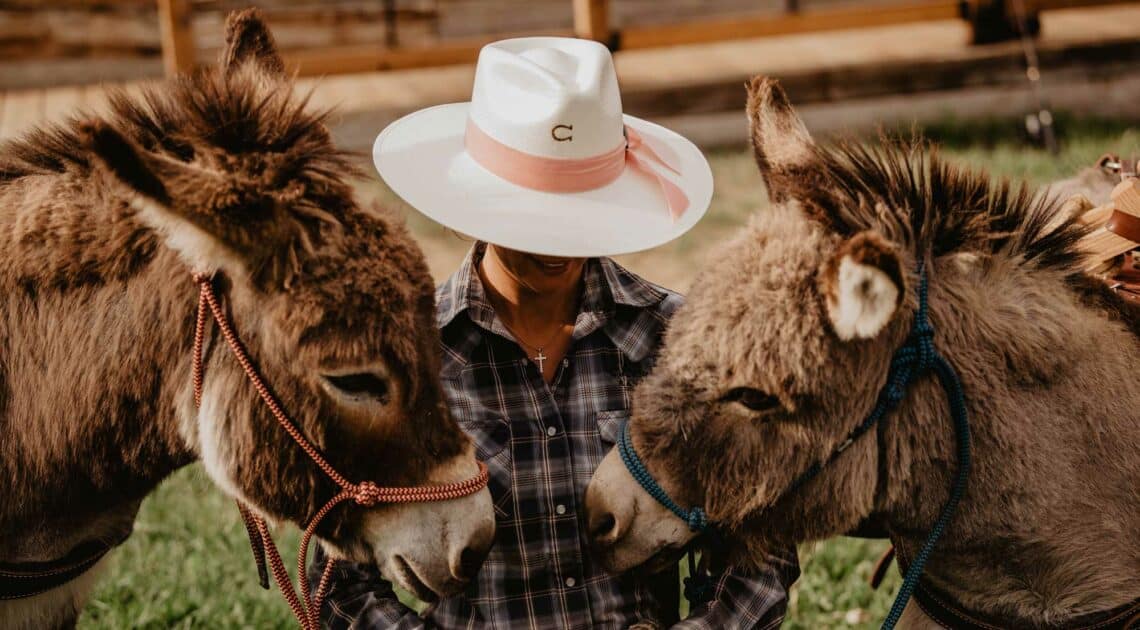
[372,37,713,258]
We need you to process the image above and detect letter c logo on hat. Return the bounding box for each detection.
[551,124,573,142]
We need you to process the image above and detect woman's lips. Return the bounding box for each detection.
[529,256,571,276]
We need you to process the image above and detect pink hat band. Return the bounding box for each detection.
[464,120,690,221]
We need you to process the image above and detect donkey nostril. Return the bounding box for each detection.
[455,545,488,581]
[589,512,618,544]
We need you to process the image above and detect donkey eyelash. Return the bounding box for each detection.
[720,387,783,413]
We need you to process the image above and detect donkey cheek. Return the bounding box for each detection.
[194,386,254,508]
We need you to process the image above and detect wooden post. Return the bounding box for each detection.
[384,0,398,48]
[962,0,1035,45]
[573,0,610,46]
[157,0,195,77]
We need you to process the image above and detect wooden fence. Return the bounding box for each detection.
[152,0,1138,77]
[7,0,1135,82]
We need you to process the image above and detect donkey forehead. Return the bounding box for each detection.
[262,230,436,347]
[263,287,434,376]
[667,215,836,390]
[287,267,433,331]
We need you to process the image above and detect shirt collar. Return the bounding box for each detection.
[436,243,669,362]
[436,243,493,331]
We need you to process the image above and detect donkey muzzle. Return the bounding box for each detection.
[363,449,495,598]
[585,447,697,574]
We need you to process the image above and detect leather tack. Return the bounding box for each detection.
[1105,209,1140,243]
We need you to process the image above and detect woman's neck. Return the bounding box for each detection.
[478,245,581,334]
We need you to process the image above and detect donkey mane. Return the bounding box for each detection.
[805,137,1140,339]
[805,136,1088,275]
[0,63,365,289]
[1,70,357,188]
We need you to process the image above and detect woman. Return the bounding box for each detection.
[312,37,798,629]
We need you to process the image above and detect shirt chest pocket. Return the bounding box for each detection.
[595,409,629,449]
[457,416,514,520]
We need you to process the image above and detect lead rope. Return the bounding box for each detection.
[190,273,489,630]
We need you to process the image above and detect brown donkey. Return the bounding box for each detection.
[0,10,493,629]
[586,77,1140,627]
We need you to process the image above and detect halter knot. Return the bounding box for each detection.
[908,320,936,372]
[350,481,382,507]
[883,273,937,404]
[684,507,709,533]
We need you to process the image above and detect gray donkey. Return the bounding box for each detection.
[586,77,1140,628]
[0,10,492,629]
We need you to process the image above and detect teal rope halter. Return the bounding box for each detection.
[614,265,972,628]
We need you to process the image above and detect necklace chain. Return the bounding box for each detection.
[499,318,570,373]
[499,317,569,353]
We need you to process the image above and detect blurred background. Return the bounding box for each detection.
[2,1,1136,628]
[3,0,1139,151]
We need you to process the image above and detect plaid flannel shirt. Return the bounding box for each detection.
[312,244,798,629]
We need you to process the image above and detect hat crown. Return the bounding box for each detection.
[469,37,625,160]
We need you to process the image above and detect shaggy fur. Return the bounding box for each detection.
[627,77,1140,625]
[0,9,470,628]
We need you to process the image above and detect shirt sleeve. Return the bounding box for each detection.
[672,546,800,630]
[310,546,432,630]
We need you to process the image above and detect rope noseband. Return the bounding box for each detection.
[618,422,708,533]
[191,273,489,630]
[617,266,972,628]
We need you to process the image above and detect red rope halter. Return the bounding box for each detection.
[190,272,489,630]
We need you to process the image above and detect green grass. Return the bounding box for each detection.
[78,115,1137,628]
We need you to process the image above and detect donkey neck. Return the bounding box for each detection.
[879,258,1140,621]
[0,168,199,561]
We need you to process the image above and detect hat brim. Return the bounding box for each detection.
[373,103,713,258]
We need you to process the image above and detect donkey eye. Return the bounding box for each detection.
[323,373,390,403]
[722,387,781,413]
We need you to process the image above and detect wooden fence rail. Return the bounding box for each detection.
[154,0,1138,77]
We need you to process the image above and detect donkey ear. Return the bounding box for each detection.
[818,231,905,341]
[221,8,285,78]
[81,120,248,276]
[746,76,817,203]
[81,120,173,205]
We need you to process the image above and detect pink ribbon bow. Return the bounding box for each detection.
[464,120,690,221]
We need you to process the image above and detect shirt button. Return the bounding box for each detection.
[555,504,567,515]
[546,426,557,437]
[564,577,576,588]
